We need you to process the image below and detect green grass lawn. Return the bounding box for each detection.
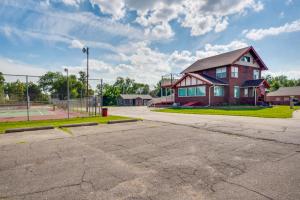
[154,106,300,118]
[0,115,132,134]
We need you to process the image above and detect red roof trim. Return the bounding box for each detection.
[232,46,268,70]
[173,73,213,88]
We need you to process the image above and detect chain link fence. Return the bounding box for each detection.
[0,73,103,122]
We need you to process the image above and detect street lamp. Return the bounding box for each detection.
[82,47,89,112]
[64,68,70,119]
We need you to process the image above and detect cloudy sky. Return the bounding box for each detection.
[0,0,300,86]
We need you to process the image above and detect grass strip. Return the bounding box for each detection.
[154,105,300,118]
[0,115,132,134]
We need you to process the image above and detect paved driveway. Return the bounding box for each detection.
[0,118,300,200]
[109,106,300,145]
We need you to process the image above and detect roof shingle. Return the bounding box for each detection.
[241,79,265,87]
[120,94,152,99]
[267,86,300,97]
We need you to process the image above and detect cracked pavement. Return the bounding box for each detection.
[0,108,300,199]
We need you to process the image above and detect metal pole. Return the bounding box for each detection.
[65,69,70,119]
[26,75,30,121]
[100,79,103,115]
[86,47,89,113]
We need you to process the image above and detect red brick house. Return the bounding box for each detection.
[266,86,300,105]
[167,46,270,106]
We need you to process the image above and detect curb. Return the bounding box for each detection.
[5,126,54,133]
[107,119,141,124]
[58,122,98,128]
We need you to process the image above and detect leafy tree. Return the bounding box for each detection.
[102,83,121,106]
[264,75,300,91]
[4,80,26,102]
[150,80,162,97]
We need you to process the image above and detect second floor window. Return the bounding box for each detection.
[231,66,238,78]
[216,67,226,78]
[253,69,259,80]
[241,56,251,62]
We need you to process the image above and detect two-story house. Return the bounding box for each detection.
[172,46,270,106]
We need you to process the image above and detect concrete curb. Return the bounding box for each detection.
[58,122,98,128]
[107,119,141,124]
[5,126,54,133]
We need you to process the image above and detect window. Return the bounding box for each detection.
[178,86,207,97]
[234,86,240,98]
[241,56,250,62]
[216,67,227,78]
[253,69,259,80]
[178,88,187,97]
[244,88,248,97]
[214,86,224,97]
[196,86,206,96]
[188,87,196,96]
[231,66,238,78]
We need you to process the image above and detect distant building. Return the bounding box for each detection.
[117,94,152,106]
[266,86,300,105]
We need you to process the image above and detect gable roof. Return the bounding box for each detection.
[181,46,268,74]
[267,86,300,97]
[173,73,228,87]
[242,79,267,87]
[201,74,228,85]
[120,94,152,99]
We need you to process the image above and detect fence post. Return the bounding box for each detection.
[26,75,30,121]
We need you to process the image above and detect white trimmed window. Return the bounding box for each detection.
[214,86,224,97]
[253,69,259,80]
[231,66,238,78]
[216,67,227,78]
[244,88,248,97]
[234,86,240,98]
[187,87,196,96]
[196,86,206,96]
[178,88,187,97]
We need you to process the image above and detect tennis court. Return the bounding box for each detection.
[0,105,83,122]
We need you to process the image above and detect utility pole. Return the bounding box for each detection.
[82,47,89,112]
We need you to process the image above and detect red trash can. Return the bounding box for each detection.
[102,108,108,117]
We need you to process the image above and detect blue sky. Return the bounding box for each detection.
[0,0,300,86]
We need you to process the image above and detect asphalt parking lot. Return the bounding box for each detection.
[0,119,299,200]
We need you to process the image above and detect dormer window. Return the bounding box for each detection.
[241,56,251,63]
[216,67,226,78]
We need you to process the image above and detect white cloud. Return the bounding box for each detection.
[286,0,293,5]
[130,0,264,38]
[90,0,125,20]
[70,39,84,49]
[264,70,300,79]
[244,19,300,40]
[0,57,47,82]
[61,0,81,6]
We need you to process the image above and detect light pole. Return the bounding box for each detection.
[64,68,70,119]
[82,47,89,112]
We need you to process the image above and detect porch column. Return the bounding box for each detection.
[254,87,257,106]
[208,85,214,106]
